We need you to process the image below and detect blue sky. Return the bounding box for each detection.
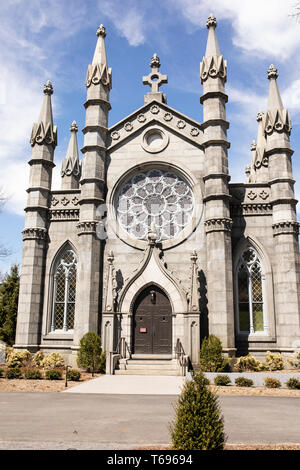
[1,0,300,275]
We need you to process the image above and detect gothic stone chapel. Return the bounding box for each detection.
[14,15,300,374]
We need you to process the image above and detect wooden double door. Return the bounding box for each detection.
[133,285,172,355]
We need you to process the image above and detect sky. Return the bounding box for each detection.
[1,0,300,274]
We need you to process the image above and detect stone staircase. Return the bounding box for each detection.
[114,354,184,376]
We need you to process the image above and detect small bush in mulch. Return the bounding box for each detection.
[45,369,62,380]
[264,377,281,389]
[286,378,300,390]
[214,375,231,386]
[24,369,43,380]
[6,368,22,379]
[235,377,254,387]
[0,368,4,378]
[67,369,81,381]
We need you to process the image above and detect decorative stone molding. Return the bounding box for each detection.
[230,203,273,217]
[259,190,269,200]
[264,108,292,136]
[163,112,173,122]
[137,113,146,123]
[22,227,47,241]
[204,217,232,233]
[150,104,160,114]
[30,121,57,149]
[188,251,200,312]
[247,190,257,201]
[111,131,120,141]
[177,120,186,129]
[272,221,299,236]
[86,63,111,88]
[49,209,79,221]
[76,221,98,236]
[190,127,199,137]
[103,251,117,312]
[124,122,133,132]
[50,193,81,209]
[200,55,227,83]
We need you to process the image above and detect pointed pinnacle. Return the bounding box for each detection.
[257,111,264,122]
[206,13,217,28]
[44,80,53,95]
[70,121,78,132]
[267,64,278,80]
[97,24,106,37]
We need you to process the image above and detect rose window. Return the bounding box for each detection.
[115,169,194,241]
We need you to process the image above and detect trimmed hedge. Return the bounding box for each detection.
[67,369,81,381]
[235,377,253,387]
[45,369,62,380]
[264,377,281,388]
[24,369,42,380]
[6,368,22,379]
[214,375,231,386]
[286,378,300,390]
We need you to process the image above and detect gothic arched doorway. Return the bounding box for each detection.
[132,285,172,354]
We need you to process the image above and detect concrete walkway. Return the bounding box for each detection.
[64,375,186,395]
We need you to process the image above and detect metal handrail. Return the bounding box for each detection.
[175,338,188,376]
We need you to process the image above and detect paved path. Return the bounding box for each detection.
[64,375,186,395]
[0,393,300,449]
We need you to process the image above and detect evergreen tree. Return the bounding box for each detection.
[0,264,20,345]
[77,332,105,376]
[170,372,226,450]
[199,334,228,372]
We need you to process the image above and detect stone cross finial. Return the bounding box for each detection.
[206,13,217,28]
[267,64,278,80]
[44,80,53,95]
[97,24,106,37]
[143,53,168,94]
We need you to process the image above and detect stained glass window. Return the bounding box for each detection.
[51,249,77,331]
[115,169,194,241]
[237,247,265,333]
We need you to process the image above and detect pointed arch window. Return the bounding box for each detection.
[236,247,266,334]
[51,249,77,332]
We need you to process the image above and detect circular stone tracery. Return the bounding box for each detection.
[115,169,194,242]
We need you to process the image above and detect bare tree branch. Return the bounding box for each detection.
[290,1,300,20]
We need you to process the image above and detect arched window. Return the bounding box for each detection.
[51,249,77,332]
[236,247,266,334]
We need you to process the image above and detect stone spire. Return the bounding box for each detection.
[86,24,112,89]
[143,53,168,104]
[61,121,81,189]
[265,65,291,136]
[200,14,227,84]
[248,112,268,183]
[30,81,57,148]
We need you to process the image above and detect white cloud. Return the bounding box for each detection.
[99,0,146,46]
[172,0,299,61]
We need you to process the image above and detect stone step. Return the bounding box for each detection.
[131,354,173,360]
[114,369,182,376]
[124,363,178,370]
[125,360,178,366]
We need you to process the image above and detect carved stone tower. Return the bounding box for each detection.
[15,81,57,351]
[201,14,235,353]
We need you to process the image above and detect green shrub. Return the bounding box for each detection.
[32,350,45,367]
[77,332,104,376]
[170,372,225,450]
[67,369,81,381]
[235,354,264,372]
[214,375,231,386]
[0,368,3,378]
[6,367,22,379]
[235,377,253,387]
[203,376,210,386]
[6,349,31,368]
[41,352,64,369]
[24,369,42,380]
[264,377,281,388]
[45,369,62,380]
[286,378,300,390]
[288,351,300,369]
[265,351,284,371]
[199,335,229,372]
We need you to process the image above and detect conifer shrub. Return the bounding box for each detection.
[32,350,45,367]
[45,369,62,380]
[214,375,231,386]
[235,377,254,387]
[67,369,81,381]
[6,367,22,379]
[286,378,300,390]
[199,335,229,372]
[235,354,264,372]
[24,369,42,380]
[77,332,105,376]
[41,352,64,369]
[170,372,226,450]
[264,377,281,388]
[265,351,284,371]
